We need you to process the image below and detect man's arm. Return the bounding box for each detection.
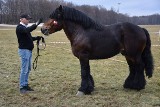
[27,24,37,32]
[27,18,43,32]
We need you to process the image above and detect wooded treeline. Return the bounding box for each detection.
[0,0,160,25]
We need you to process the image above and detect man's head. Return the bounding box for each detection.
[20,14,32,25]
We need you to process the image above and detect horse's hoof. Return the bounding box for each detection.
[76,91,84,96]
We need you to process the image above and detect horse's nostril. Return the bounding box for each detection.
[46,26,50,29]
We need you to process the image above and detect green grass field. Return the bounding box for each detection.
[0,25,160,107]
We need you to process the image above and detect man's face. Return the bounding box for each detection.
[20,18,30,25]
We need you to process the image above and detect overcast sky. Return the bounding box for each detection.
[64,0,160,16]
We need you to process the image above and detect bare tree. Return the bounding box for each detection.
[0,0,160,25]
[0,0,4,23]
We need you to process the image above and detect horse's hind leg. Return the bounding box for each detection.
[123,57,136,88]
[124,56,146,90]
[76,58,94,96]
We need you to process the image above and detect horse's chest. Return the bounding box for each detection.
[71,38,91,58]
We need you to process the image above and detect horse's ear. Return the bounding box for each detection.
[59,5,63,12]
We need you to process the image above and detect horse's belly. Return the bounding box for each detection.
[89,49,120,59]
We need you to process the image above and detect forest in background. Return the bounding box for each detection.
[0,0,160,25]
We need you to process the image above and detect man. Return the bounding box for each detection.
[16,14,42,94]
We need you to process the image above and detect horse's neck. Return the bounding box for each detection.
[63,21,83,43]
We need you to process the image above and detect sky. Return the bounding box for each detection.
[64,0,160,16]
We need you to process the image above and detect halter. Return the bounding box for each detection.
[33,37,46,70]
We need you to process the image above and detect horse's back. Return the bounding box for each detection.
[121,22,145,36]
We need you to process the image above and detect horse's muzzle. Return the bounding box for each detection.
[41,28,49,36]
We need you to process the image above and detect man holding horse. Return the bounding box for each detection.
[16,14,42,94]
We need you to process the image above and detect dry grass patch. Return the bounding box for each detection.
[0,25,160,107]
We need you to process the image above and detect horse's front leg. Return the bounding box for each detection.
[76,58,94,96]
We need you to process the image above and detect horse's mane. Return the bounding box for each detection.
[62,6,103,30]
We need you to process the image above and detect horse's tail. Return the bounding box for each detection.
[142,28,154,78]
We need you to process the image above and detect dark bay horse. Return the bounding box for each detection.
[41,5,154,96]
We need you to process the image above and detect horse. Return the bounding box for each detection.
[41,5,154,96]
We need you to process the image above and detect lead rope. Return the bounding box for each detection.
[33,37,46,70]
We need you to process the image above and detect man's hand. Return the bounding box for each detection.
[36,18,43,26]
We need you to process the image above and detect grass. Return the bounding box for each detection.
[0,25,160,107]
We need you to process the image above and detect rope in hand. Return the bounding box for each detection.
[33,37,46,70]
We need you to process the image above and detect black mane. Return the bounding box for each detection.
[56,6,103,30]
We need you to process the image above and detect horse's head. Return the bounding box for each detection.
[41,5,63,35]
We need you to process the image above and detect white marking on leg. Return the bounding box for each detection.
[76,91,84,96]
